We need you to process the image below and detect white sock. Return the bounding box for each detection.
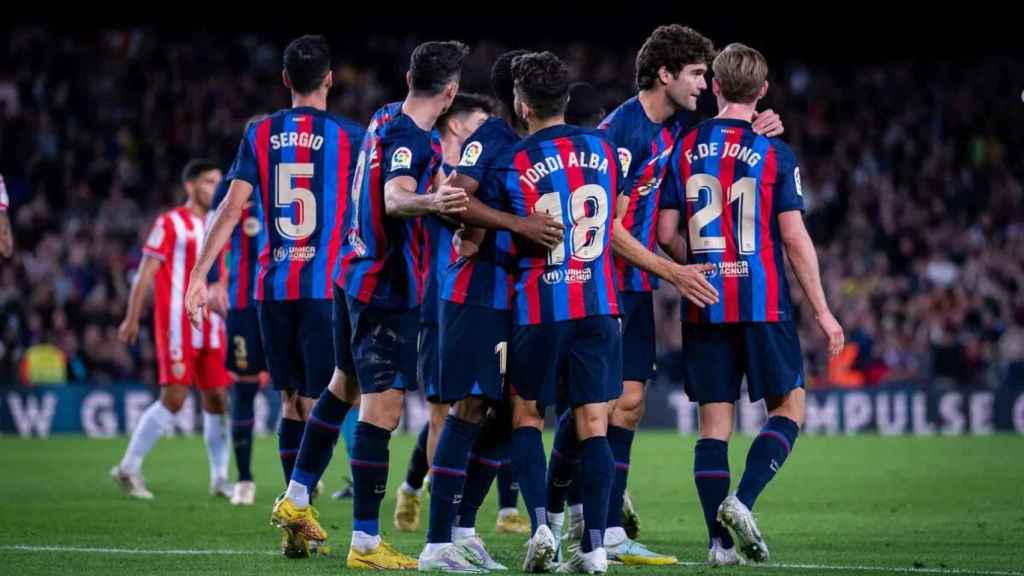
[351,531,381,554]
[452,526,475,541]
[498,507,518,520]
[400,481,422,496]
[286,480,310,508]
[121,402,173,474]
[548,512,564,536]
[604,526,627,547]
[423,542,448,555]
[569,504,584,524]
[203,411,230,482]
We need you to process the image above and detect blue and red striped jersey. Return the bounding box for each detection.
[660,118,804,323]
[485,124,622,326]
[441,117,520,310]
[420,163,458,324]
[598,97,695,292]
[208,177,267,310]
[340,102,442,310]
[227,106,364,301]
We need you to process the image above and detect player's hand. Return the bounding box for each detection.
[433,170,469,214]
[208,282,229,317]
[752,109,784,137]
[185,277,209,328]
[817,311,845,357]
[454,228,481,258]
[117,318,140,345]
[669,263,719,308]
[516,211,564,249]
[0,212,14,258]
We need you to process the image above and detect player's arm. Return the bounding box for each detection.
[614,195,717,307]
[384,170,469,218]
[0,211,13,258]
[186,180,253,326]
[451,173,562,249]
[656,202,690,264]
[118,255,162,345]
[779,211,843,356]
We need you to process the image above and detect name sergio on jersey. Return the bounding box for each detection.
[520,151,609,188]
[270,131,325,151]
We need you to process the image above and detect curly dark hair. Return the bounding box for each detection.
[491,49,531,116]
[635,24,715,90]
[409,40,470,95]
[283,35,331,95]
[511,51,570,120]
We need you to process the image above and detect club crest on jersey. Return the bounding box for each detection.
[172,362,186,379]
[242,217,262,237]
[390,147,413,171]
[794,167,803,196]
[617,147,632,177]
[459,141,483,167]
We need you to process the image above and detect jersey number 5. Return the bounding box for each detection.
[275,162,317,240]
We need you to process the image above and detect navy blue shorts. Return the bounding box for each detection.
[681,321,805,405]
[620,291,656,383]
[508,316,622,410]
[347,295,419,395]
[333,284,356,377]
[418,322,440,402]
[257,299,334,399]
[225,307,267,377]
[438,301,510,404]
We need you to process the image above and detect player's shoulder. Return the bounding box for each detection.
[767,137,797,167]
[598,95,640,131]
[470,117,518,144]
[323,113,366,140]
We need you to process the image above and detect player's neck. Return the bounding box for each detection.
[527,115,564,134]
[291,92,327,111]
[441,135,461,166]
[402,96,445,132]
[638,89,675,124]
[184,198,207,219]
[716,101,757,123]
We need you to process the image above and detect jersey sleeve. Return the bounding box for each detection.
[774,144,805,214]
[658,157,683,210]
[382,121,434,186]
[226,130,259,187]
[457,122,511,185]
[142,214,174,262]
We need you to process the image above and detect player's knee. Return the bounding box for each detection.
[201,390,228,414]
[612,386,646,429]
[327,369,359,404]
[768,388,805,427]
[452,397,487,424]
[160,387,188,413]
[280,392,303,420]
[574,403,609,440]
[359,390,404,431]
[511,399,543,430]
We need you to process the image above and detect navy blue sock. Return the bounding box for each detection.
[351,422,392,536]
[605,425,634,529]
[510,427,547,533]
[231,382,259,482]
[580,436,614,553]
[278,418,305,487]
[458,447,501,529]
[427,416,481,543]
[546,410,580,514]
[404,424,430,490]
[292,391,351,492]
[737,416,799,510]
[694,438,734,548]
[497,456,519,510]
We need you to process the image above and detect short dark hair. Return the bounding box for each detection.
[491,49,531,115]
[512,51,570,120]
[437,93,493,136]
[565,82,605,128]
[181,159,219,185]
[635,24,715,90]
[409,41,470,95]
[283,35,331,95]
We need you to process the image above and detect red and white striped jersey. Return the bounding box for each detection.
[0,173,8,211]
[142,205,225,358]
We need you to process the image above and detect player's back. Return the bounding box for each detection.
[490,124,621,325]
[210,178,266,311]
[341,102,441,309]
[669,118,803,323]
[232,107,364,302]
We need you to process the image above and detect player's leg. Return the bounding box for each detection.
[494,389,529,534]
[258,300,306,486]
[454,412,507,569]
[199,384,232,498]
[508,322,563,573]
[111,381,188,499]
[394,423,429,531]
[396,318,441,532]
[722,322,805,564]
[224,308,262,504]
[545,407,580,546]
[558,316,619,574]
[345,298,419,569]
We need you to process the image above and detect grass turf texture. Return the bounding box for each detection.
[1,433,1022,575]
